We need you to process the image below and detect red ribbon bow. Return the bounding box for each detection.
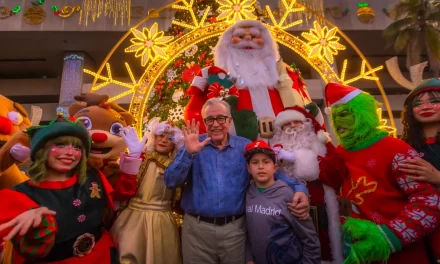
[207,82,239,99]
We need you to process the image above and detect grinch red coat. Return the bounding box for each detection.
[184,65,311,134]
[321,136,440,264]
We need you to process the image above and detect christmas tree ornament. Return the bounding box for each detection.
[357,2,375,24]
[172,89,184,103]
[167,69,178,82]
[184,45,199,57]
[168,106,184,122]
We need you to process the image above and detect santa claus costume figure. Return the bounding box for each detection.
[323,82,440,264]
[0,114,118,264]
[185,19,311,140]
[270,105,343,264]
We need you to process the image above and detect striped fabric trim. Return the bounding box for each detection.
[378,224,402,253]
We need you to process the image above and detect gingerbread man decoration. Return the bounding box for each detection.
[89,182,101,199]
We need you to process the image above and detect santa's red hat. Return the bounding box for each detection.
[274,106,322,133]
[324,82,362,114]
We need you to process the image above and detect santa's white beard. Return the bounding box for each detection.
[271,124,317,152]
[224,48,278,90]
[219,47,280,118]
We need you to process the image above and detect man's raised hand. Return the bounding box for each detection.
[183,119,211,154]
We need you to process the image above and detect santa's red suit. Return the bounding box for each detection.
[270,106,345,264]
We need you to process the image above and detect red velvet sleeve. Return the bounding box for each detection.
[113,171,138,202]
[318,143,347,190]
[0,189,57,260]
[97,170,115,210]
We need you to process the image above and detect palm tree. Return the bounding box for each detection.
[383,0,440,76]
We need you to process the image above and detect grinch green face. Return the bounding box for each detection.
[331,104,355,139]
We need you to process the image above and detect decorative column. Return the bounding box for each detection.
[58,52,85,115]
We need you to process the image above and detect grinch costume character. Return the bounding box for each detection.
[400,78,440,262]
[184,19,311,140]
[111,119,184,264]
[270,105,343,264]
[0,114,118,264]
[322,82,440,264]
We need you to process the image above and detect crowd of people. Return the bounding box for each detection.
[0,18,440,264]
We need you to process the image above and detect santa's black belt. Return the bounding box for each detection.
[42,225,103,262]
[310,205,329,232]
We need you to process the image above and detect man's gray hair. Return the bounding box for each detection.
[201,98,232,118]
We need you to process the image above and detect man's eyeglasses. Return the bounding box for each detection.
[203,116,228,126]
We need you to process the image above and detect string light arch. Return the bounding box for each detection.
[85,0,396,137]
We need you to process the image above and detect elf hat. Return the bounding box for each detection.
[27,114,91,161]
[274,105,322,133]
[324,82,362,114]
[404,78,440,106]
[244,140,276,163]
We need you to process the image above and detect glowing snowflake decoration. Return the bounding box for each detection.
[217,0,257,23]
[125,23,174,66]
[301,21,346,64]
[167,69,177,82]
[169,105,184,122]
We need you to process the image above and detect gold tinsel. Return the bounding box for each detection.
[80,0,131,26]
[279,0,324,26]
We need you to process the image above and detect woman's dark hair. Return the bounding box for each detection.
[401,91,440,150]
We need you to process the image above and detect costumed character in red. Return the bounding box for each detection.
[110,119,184,264]
[400,78,440,262]
[0,113,119,263]
[270,104,343,264]
[68,93,134,188]
[184,19,311,140]
[322,82,440,264]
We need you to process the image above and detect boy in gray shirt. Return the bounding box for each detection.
[244,140,320,264]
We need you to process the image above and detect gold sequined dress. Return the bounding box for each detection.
[110,153,181,264]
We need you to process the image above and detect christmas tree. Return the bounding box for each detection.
[145,0,265,128]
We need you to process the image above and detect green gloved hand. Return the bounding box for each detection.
[343,218,396,264]
[225,96,258,141]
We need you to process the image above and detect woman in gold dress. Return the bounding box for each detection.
[110,119,184,264]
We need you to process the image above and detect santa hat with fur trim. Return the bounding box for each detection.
[274,106,322,133]
[324,82,362,114]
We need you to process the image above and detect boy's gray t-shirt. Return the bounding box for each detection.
[245,180,321,264]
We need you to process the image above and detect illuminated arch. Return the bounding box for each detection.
[85,0,395,137]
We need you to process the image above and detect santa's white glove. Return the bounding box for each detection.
[121,126,148,158]
[10,144,30,162]
[277,149,296,162]
[317,130,331,144]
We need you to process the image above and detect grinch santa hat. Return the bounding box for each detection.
[324,82,362,114]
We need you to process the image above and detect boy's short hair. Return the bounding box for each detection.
[244,140,276,163]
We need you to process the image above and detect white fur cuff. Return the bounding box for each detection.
[317,130,331,144]
[119,153,142,175]
[191,76,208,91]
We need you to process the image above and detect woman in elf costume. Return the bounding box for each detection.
[320,82,440,264]
[400,78,440,262]
[110,118,184,264]
[0,114,118,264]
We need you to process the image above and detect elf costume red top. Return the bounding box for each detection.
[184,20,311,140]
[0,115,117,264]
[321,82,440,264]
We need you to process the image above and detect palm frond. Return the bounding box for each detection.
[427,10,440,21]
[394,29,412,52]
[383,17,415,46]
[426,27,440,59]
[394,0,422,18]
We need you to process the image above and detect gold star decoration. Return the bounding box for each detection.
[124,23,174,67]
[301,21,346,64]
[216,0,257,23]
